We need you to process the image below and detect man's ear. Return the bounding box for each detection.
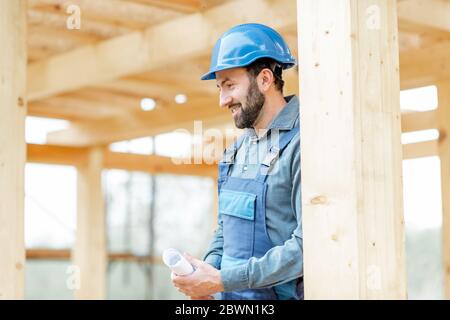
[258,68,274,92]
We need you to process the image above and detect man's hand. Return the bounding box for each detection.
[171,253,224,297]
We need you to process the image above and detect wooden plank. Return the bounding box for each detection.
[73,147,106,299]
[437,80,450,299]
[27,0,297,101]
[0,0,27,299]
[298,0,407,299]
[398,0,450,33]
[402,140,438,159]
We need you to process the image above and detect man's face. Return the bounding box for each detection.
[215,68,265,129]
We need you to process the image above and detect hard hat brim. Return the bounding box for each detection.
[200,59,296,81]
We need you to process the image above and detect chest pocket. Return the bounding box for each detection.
[219,189,256,220]
[219,189,256,258]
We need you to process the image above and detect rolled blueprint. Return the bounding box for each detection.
[162,248,194,276]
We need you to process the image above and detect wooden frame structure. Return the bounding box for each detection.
[0,0,449,299]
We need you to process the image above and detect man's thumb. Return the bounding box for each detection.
[183,252,202,267]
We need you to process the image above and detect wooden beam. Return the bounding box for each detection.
[397,0,450,33]
[126,0,226,13]
[93,77,214,101]
[27,0,297,101]
[402,140,438,159]
[28,26,96,56]
[27,249,71,260]
[26,249,163,264]
[26,144,217,177]
[400,41,450,89]
[298,0,407,299]
[0,0,26,299]
[27,144,89,166]
[401,110,438,132]
[29,0,182,30]
[73,147,106,299]
[103,151,217,177]
[29,94,131,120]
[27,9,132,40]
[437,80,450,299]
[28,101,120,121]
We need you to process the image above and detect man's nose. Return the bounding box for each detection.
[219,92,232,108]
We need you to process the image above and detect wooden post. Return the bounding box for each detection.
[0,0,27,299]
[297,0,407,299]
[437,80,450,299]
[73,147,107,299]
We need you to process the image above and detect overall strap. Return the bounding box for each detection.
[256,117,299,183]
[218,134,246,179]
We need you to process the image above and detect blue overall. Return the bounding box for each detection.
[218,118,303,300]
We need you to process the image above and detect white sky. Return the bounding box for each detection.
[24,85,443,247]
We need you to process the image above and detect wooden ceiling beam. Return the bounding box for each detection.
[94,76,215,100]
[125,0,226,13]
[28,101,119,121]
[27,0,297,101]
[28,0,181,29]
[400,40,450,88]
[398,0,450,33]
[29,94,132,120]
[27,9,133,39]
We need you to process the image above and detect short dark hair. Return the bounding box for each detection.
[245,58,284,93]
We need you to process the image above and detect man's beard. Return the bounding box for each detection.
[233,77,265,129]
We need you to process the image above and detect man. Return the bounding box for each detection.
[172,23,303,300]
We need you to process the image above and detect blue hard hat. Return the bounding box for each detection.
[201,23,296,80]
